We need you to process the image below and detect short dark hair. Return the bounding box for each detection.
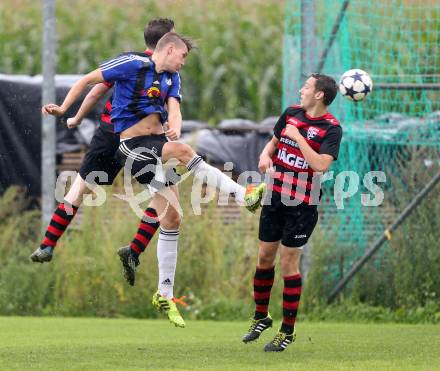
[144,18,175,49]
[310,73,338,106]
[155,32,196,53]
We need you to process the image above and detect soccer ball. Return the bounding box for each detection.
[339,69,373,101]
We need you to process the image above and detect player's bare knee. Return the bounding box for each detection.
[173,143,195,163]
[163,142,192,163]
[258,249,276,268]
[161,210,181,230]
[64,182,90,206]
[281,260,300,276]
[280,248,301,275]
[180,145,196,163]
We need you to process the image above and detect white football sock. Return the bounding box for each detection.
[186,155,246,203]
[157,227,179,299]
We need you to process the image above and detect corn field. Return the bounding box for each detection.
[0,0,285,122]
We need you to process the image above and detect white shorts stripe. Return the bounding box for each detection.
[119,142,154,161]
[119,143,144,162]
[119,146,147,162]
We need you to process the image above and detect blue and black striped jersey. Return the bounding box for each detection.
[100,52,181,133]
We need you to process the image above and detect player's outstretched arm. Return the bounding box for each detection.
[165,97,182,141]
[66,83,111,129]
[41,69,105,117]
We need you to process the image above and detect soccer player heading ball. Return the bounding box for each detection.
[34,28,266,327]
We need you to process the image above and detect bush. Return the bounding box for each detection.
[0,182,263,319]
[1,168,439,323]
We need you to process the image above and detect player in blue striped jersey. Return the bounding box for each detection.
[33,20,189,327]
[41,31,264,217]
[40,31,266,319]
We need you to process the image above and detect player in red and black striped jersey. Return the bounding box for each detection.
[270,104,341,205]
[243,74,342,352]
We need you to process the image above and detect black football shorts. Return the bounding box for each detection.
[79,127,122,185]
[258,193,319,248]
[116,134,180,188]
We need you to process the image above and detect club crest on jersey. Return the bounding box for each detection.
[146,86,161,98]
[307,127,320,140]
[166,78,172,86]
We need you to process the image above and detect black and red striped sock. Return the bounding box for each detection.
[253,266,275,320]
[40,202,79,249]
[281,274,302,335]
[130,208,159,257]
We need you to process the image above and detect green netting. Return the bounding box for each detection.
[283,0,440,270]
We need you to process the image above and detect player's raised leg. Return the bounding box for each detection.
[161,141,266,212]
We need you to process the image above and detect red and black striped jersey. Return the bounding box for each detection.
[98,49,153,133]
[270,105,342,205]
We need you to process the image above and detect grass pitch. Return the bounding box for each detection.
[0,317,439,370]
